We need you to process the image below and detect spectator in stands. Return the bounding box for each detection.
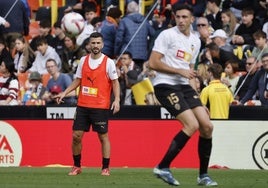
[22,71,46,105]
[114,1,155,68]
[195,17,213,52]
[221,59,240,95]
[0,35,12,61]
[252,30,268,62]
[100,6,122,59]
[209,29,234,52]
[205,42,242,70]
[0,0,29,53]
[138,61,157,82]
[222,0,255,21]
[117,51,141,105]
[76,2,98,46]
[196,62,209,87]
[195,75,206,94]
[53,21,66,60]
[206,0,223,30]
[239,53,268,106]
[91,16,103,32]
[0,56,19,105]
[221,9,240,44]
[232,8,261,46]
[29,37,61,75]
[234,56,259,100]
[148,6,172,54]
[64,0,101,17]
[200,63,234,119]
[42,59,77,105]
[30,20,55,51]
[259,0,268,22]
[61,35,86,79]
[13,35,35,73]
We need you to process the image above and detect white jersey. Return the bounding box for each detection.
[152,26,201,85]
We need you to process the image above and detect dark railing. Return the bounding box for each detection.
[1,105,268,120]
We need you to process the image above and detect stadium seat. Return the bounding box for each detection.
[42,73,51,87]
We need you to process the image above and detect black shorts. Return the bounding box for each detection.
[73,106,109,134]
[154,84,202,117]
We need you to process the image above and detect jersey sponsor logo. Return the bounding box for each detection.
[82,86,98,96]
[252,131,268,169]
[0,121,22,166]
[176,50,192,63]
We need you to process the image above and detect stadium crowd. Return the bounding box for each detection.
[0,0,268,110]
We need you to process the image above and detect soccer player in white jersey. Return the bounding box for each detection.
[148,4,218,186]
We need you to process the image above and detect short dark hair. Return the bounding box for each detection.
[83,1,97,13]
[123,51,133,59]
[172,3,193,15]
[39,19,51,28]
[242,7,254,16]
[207,0,221,7]
[261,52,268,59]
[36,36,48,46]
[89,32,103,40]
[253,30,267,40]
[46,58,58,67]
[206,42,219,52]
[225,59,239,73]
[207,63,223,79]
[107,7,122,19]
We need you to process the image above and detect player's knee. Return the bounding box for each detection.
[184,122,199,136]
[200,123,214,138]
[98,133,109,143]
[72,132,82,144]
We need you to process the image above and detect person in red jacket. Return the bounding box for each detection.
[55,32,120,176]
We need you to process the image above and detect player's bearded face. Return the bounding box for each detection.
[89,38,103,54]
[91,47,101,54]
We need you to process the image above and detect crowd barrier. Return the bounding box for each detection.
[0,106,268,169]
[1,105,268,120]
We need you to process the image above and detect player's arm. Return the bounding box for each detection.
[54,78,81,104]
[148,51,196,79]
[111,79,120,114]
[189,64,197,90]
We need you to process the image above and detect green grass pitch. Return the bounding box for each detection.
[0,167,267,188]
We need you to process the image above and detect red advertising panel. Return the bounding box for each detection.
[1,120,199,168]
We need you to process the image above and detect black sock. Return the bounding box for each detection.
[198,137,212,176]
[102,157,110,169]
[158,131,190,169]
[73,154,81,167]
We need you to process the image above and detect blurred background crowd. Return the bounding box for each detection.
[0,0,268,108]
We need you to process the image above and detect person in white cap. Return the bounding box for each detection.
[209,29,234,53]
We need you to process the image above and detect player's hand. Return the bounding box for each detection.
[180,69,197,79]
[111,100,120,114]
[53,92,65,104]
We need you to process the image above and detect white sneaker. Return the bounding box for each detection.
[153,167,180,186]
[197,174,218,186]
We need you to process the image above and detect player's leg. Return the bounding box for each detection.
[98,132,111,176]
[153,84,199,186]
[72,130,84,165]
[92,109,111,176]
[68,106,90,176]
[68,130,84,175]
[192,106,218,186]
[158,109,199,169]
